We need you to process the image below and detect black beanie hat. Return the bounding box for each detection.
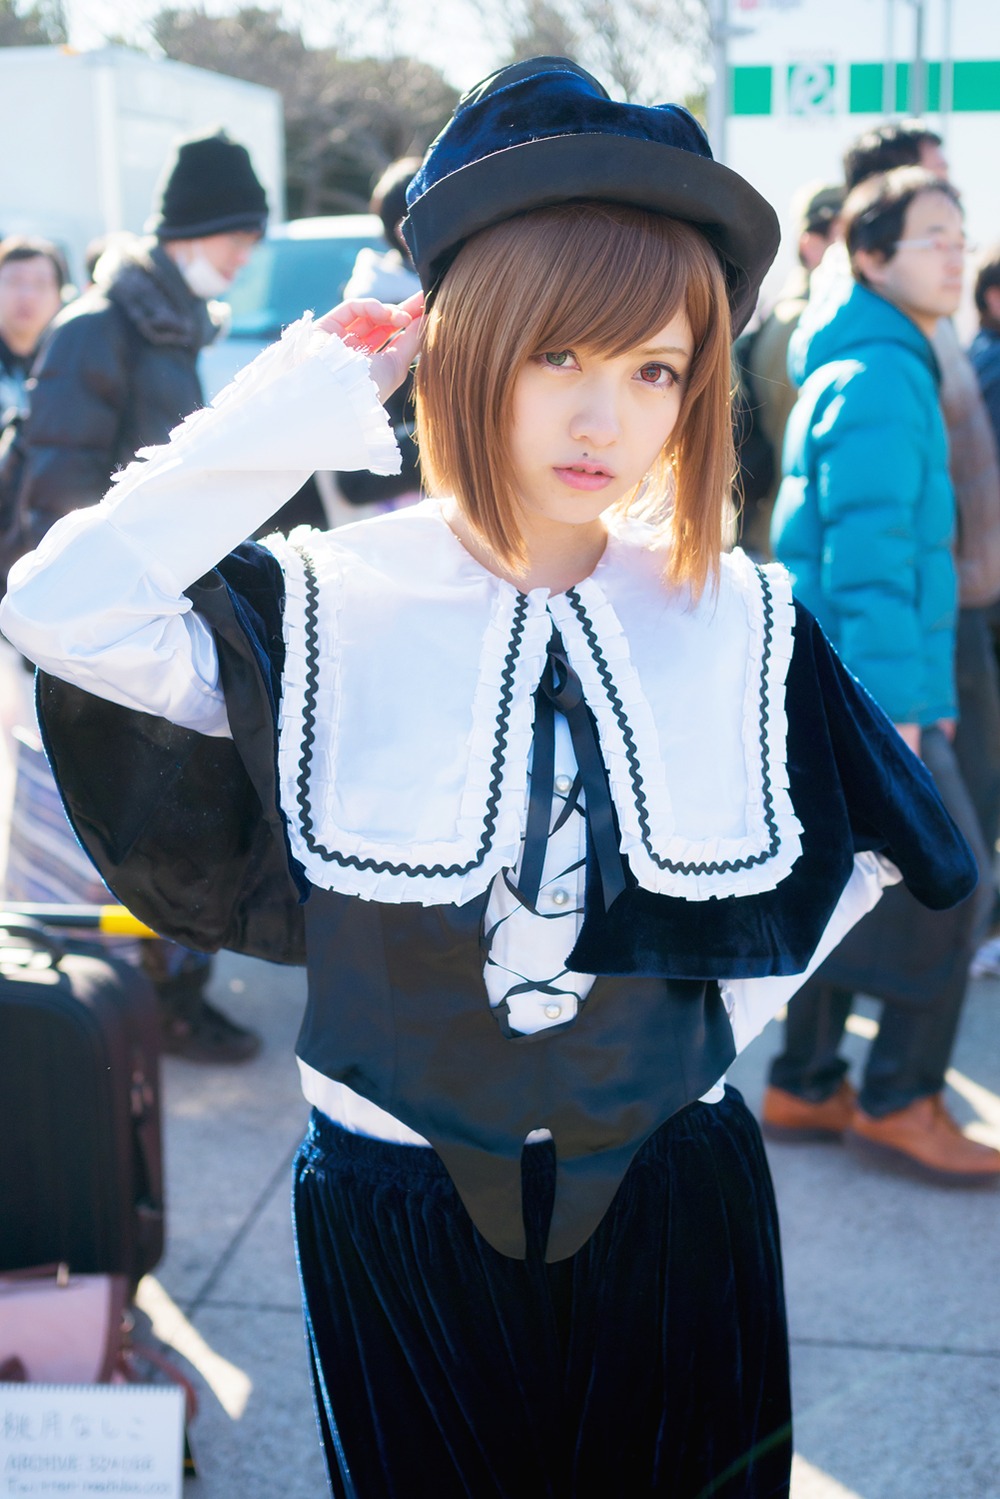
[148,130,268,241]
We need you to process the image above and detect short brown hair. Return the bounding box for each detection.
[843,166,961,280]
[0,234,68,289]
[974,243,1000,327]
[414,201,734,597]
[843,119,943,191]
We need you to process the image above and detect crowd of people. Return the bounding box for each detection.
[734,117,1000,1182]
[0,129,270,1062]
[0,131,424,1065]
[0,60,997,1496]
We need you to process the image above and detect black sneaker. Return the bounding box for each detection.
[158,992,262,1064]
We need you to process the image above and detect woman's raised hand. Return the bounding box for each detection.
[317,293,425,402]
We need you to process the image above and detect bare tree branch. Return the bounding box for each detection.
[0,0,66,46]
[152,7,458,216]
[456,0,708,102]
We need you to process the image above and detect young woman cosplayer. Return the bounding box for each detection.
[1,59,976,1499]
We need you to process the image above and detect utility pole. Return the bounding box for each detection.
[707,0,752,165]
[707,0,730,163]
[899,0,927,114]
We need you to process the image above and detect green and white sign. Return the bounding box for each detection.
[724,0,1000,313]
[732,58,1000,115]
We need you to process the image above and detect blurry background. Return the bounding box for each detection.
[1,3,993,323]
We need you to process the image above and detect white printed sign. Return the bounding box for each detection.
[0,1385,184,1499]
[787,62,838,115]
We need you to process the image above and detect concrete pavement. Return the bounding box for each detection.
[143,952,1000,1499]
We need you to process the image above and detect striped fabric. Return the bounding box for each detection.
[4,727,111,906]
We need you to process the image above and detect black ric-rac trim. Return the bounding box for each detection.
[564,565,779,875]
[292,546,527,876]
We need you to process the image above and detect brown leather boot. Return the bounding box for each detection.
[761,1079,857,1140]
[847,1095,1000,1182]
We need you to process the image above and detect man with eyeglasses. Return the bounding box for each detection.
[809,121,1000,926]
[764,165,999,1182]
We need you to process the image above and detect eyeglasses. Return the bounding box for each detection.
[894,236,977,257]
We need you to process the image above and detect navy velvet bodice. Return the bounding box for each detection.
[299,885,735,1260]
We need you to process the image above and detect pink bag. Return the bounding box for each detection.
[0,1262,129,1383]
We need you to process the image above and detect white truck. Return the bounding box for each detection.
[0,44,285,285]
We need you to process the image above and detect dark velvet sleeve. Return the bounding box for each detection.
[803,604,977,909]
[36,541,308,965]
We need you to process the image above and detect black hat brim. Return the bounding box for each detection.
[404,133,780,334]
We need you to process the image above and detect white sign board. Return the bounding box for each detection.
[0,1385,184,1499]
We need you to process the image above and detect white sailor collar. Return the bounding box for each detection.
[264,501,801,906]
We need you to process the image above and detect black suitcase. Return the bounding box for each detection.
[0,915,164,1286]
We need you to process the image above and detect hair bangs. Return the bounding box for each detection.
[525,204,693,360]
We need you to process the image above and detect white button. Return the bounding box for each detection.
[550,887,570,907]
[543,1002,563,1020]
[554,774,572,794]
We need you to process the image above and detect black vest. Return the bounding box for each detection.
[300,885,735,1261]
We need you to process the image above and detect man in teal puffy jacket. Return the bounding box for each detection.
[766,167,998,1180]
[773,167,961,749]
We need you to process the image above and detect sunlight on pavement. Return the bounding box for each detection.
[845,1013,1000,1145]
[135,1275,253,1419]
[844,1014,879,1041]
[942,1070,1000,1145]
[791,1454,865,1497]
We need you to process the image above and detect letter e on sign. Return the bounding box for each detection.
[787,63,837,115]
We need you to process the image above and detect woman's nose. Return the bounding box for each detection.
[568,385,621,447]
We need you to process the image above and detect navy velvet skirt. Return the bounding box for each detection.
[292,1085,791,1499]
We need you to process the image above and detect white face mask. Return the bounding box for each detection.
[176,248,232,300]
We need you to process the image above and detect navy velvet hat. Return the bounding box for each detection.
[402,57,780,333]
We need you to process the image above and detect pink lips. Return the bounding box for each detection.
[553,463,615,491]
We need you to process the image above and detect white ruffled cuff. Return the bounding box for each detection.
[109,316,400,501]
[91,317,401,592]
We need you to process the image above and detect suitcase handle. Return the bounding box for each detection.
[0,913,64,965]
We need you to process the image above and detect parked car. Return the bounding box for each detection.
[199,213,384,399]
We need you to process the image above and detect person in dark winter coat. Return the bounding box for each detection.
[6,235,219,544]
[1,130,269,1065]
[2,132,267,567]
[736,181,843,559]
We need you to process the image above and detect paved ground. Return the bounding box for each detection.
[2,642,998,1498]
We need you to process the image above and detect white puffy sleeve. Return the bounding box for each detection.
[0,318,400,737]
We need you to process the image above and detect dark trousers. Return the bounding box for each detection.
[769,726,992,1115]
[292,1088,792,1499]
[954,605,1000,880]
